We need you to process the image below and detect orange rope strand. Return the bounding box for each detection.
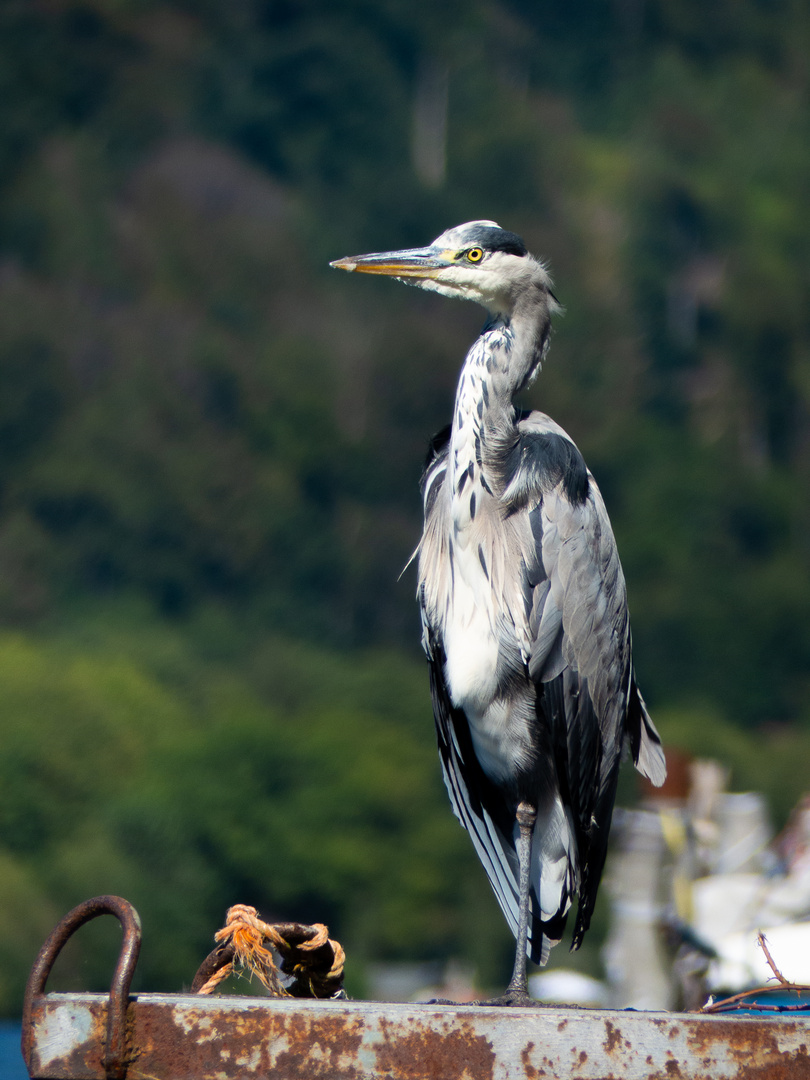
[195,904,345,998]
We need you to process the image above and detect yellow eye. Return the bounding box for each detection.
[466,247,484,263]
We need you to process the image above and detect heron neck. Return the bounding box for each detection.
[449,303,549,499]
[448,320,514,506]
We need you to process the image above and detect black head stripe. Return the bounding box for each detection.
[464,225,527,257]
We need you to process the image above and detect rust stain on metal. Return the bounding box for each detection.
[375,1015,495,1080]
[144,1001,241,1079]
[149,1002,368,1080]
[604,1018,623,1054]
[271,1012,366,1079]
[686,1018,810,1080]
[520,1041,543,1079]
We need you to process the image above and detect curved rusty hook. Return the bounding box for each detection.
[21,895,142,1080]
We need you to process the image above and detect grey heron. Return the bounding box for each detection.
[331,221,666,1004]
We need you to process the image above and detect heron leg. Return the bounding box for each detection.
[476,800,538,1007]
[504,799,537,998]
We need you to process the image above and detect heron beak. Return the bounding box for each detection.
[330,246,450,279]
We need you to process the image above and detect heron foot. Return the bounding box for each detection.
[474,988,538,1008]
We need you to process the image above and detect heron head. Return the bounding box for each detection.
[331,221,555,317]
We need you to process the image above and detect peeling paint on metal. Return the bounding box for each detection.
[375,1015,495,1080]
[23,992,810,1080]
[34,1004,96,1072]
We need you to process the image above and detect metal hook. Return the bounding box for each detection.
[21,895,142,1080]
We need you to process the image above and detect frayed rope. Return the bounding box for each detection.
[192,904,345,999]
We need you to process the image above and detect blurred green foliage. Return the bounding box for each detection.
[0,0,809,1011]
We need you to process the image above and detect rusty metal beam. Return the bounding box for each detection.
[24,992,810,1080]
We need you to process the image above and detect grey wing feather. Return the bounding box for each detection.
[516,411,665,785]
[511,413,666,942]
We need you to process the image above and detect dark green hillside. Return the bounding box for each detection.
[0,0,808,1008]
